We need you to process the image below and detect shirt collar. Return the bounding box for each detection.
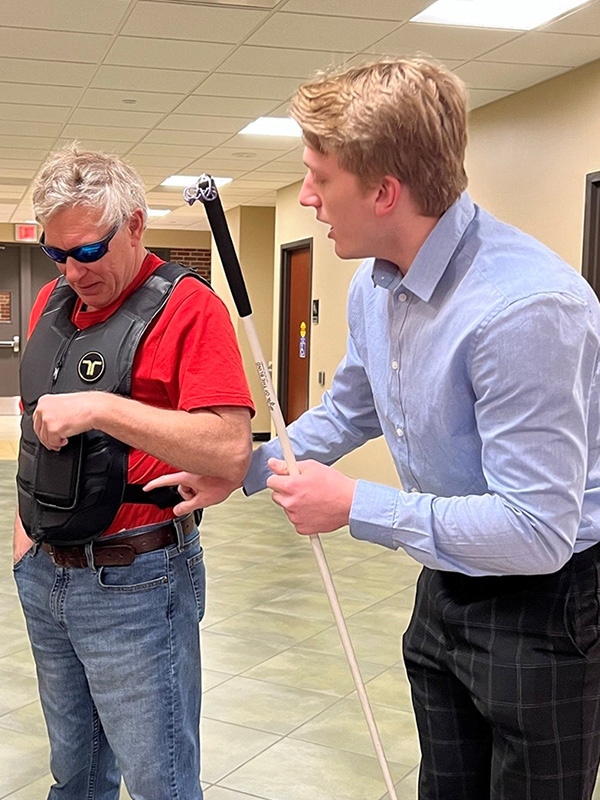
[371,192,476,303]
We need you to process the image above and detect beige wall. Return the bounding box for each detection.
[274,182,399,486]
[211,205,275,435]
[466,57,600,271]
[0,222,211,249]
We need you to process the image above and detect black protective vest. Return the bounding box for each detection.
[17,262,207,546]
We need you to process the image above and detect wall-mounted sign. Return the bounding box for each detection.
[299,321,307,359]
[15,223,38,242]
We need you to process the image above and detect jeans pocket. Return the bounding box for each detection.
[97,549,169,593]
[187,549,206,623]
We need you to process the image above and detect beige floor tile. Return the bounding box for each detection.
[1,774,52,800]
[379,768,419,800]
[205,787,270,800]
[201,717,280,783]
[219,737,411,800]
[202,676,338,735]
[0,645,37,679]
[202,599,246,628]
[0,441,18,461]
[300,621,403,667]
[206,575,298,608]
[255,587,376,622]
[289,695,420,768]
[337,550,421,584]
[0,698,47,738]
[201,631,286,675]
[0,727,50,796]
[0,624,30,659]
[303,571,406,605]
[243,647,387,698]
[362,665,414,714]
[0,671,40,716]
[205,608,332,648]
[346,596,414,634]
[202,669,235,692]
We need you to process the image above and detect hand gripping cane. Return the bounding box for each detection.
[185,175,398,800]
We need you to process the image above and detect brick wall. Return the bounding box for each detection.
[170,248,211,282]
[0,291,11,323]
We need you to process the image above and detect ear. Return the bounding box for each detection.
[127,208,146,246]
[374,176,401,218]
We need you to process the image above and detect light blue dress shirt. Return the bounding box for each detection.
[245,193,600,576]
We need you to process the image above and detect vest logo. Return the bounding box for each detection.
[78,352,106,383]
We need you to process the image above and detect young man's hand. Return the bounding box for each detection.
[143,472,242,516]
[266,458,357,535]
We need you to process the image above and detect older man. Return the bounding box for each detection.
[13,145,253,800]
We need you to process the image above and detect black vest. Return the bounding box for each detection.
[17,262,207,546]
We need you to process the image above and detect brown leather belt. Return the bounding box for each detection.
[40,514,198,568]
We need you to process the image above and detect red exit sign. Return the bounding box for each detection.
[15,223,38,242]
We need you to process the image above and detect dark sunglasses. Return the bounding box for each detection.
[40,225,119,264]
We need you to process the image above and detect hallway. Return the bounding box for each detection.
[0,421,421,799]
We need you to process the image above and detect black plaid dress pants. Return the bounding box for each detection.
[403,543,600,800]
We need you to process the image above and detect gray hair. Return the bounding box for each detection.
[32,143,148,229]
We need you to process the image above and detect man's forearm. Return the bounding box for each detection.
[91,394,251,482]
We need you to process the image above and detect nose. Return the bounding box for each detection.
[298,175,321,209]
[63,256,88,283]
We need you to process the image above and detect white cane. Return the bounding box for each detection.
[185,175,398,800]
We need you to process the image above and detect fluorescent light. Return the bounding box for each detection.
[239,117,302,137]
[412,0,589,30]
[161,175,232,188]
[147,208,171,217]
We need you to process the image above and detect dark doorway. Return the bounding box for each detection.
[582,171,600,298]
[278,240,313,425]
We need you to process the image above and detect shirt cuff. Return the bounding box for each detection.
[243,439,284,496]
[349,479,401,550]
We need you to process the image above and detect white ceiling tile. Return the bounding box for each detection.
[0,134,56,149]
[0,147,49,160]
[247,170,304,181]
[282,0,430,21]
[55,139,132,156]
[0,0,129,33]
[455,61,569,91]
[0,186,25,198]
[144,130,231,147]
[218,45,350,78]
[225,133,301,150]
[0,159,42,170]
[80,88,183,113]
[0,103,70,123]
[194,73,300,100]
[348,53,463,71]
[130,142,212,158]
[61,125,146,143]
[0,168,36,178]
[467,88,514,110]
[127,154,192,168]
[202,145,284,159]
[247,12,400,51]
[105,36,233,71]
[0,203,16,221]
[0,120,62,138]
[543,2,600,34]
[0,83,81,106]
[176,95,277,117]
[484,31,600,67]
[70,108,165,128]
[186,156,272,171]
[0,59,96,88]
[157,115,253,133]
[374,22,520,61]
[253,162,305,174]
[233,178,286,189]
[122,1,268,43]
[92,65,207,95]
[0,28,110,63]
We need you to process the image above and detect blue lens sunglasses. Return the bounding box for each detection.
[40,225,119,264]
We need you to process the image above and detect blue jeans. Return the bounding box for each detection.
[13,530,205,800]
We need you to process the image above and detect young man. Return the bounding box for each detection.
[13,145,254,800]
[148,59,600,799]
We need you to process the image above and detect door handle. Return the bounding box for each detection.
[0,335,20,353]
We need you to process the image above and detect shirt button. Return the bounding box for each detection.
[409,487,418,493]
[398,293,407,302]
[391,360,398,370]
[396,427,403,437]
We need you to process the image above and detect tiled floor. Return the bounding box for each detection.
[1,419,600,800]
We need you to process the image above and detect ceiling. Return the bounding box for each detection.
[1,0,600,231]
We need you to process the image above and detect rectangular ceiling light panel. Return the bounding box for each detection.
[412,0,590,30]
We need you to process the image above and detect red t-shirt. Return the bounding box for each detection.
[27,252,255,534]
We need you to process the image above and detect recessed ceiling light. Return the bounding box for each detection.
[411,0,590,30]
[160,175,233,188]
[239,117,302,137]
[147,208,172,217]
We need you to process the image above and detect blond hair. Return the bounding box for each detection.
[33,143,148,228]
[290,58,468,217]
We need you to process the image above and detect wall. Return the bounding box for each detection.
[466,57,600,272]
[211,206,275,436]
[0,223,211,250]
